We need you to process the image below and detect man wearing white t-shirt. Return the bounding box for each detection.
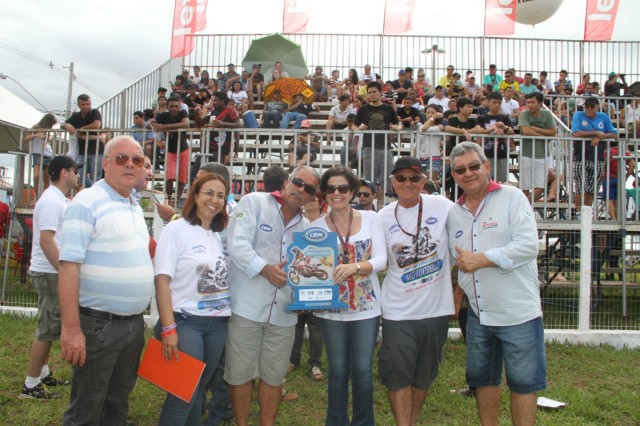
[21,156,81,399]
[326,95,354,144]
[377,157,454,426]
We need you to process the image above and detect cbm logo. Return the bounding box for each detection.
[259,224,273,232]
[426,217,437,225]
[305,228,328,242]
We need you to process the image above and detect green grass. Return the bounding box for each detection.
[1,314,639,425]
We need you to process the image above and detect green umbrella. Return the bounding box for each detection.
[242,33,308,79]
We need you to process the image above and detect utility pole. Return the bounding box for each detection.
[65,62,74,117]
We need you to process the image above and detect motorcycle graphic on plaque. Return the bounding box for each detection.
[285,227,348,311]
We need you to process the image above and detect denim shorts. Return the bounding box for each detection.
[32,153,52,167]
[466,309,547,394]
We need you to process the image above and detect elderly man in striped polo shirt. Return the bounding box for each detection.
[58,135,154,425]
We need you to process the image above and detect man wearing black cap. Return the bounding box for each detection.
[352,179,377,211]
[377,156,454,426]
[570,96,618,211]
[21,156,81,400]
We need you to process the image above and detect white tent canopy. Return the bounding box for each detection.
[0,85,45,153]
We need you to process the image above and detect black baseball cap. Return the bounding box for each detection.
[391,157,423,175]
[359,179,376,193]
[49,155,84,176]
[584,96,599,106]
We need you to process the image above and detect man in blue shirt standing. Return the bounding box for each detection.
[571,96,618,211]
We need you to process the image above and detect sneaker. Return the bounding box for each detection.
[450,387,475,397]
[19,382,60,399]
[41,373,70,386]
[311,365,324,381]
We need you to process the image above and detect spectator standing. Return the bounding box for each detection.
[417,105,445,181]
[195,91,243,165]
[444,97,482,156]
[24,113,57,197]
[58,136,154,425]
[224,166,320,426]
[500,87,520,125]
[154,173,231,424]
[447,141,546,426]
[354,81,403,208]
[61,94,103,187]
[477,92,515,183]
[603,143,635,221]
[519,92,558,201]
[326,94,354,144]
[21,156,80,400]
[571,96,618,211]
[313,166,386,426]
[377,157,454,426]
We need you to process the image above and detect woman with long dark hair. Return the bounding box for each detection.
[24,113,57,196]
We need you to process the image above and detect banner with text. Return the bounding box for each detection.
[383,0,415,34]
[584,0,619,41]
[484,0,516,36]
[283,0,311,33]
[170,0,208,59]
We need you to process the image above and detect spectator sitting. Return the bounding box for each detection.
[198,70,211,90]
[500,87,520,126]
[476,95,489,115]
[306,66,331,102]
[427,85,450,111]
[483,64,503,92]
[228,100,258,129]
[576,73,591,96]
[382,81,398,106]
[288,120,321,169]
[520,73,539,96]
[152,86,168,110]
[216,71,226,94]
[262,89,288,129]
[538,71,553,94]
[391,69,413,103]
[326,94,354,144]
[358,64,375,82]
[268,68,283,84]
[172,75,186,96]
[280,93,319,129]
[154,95,169,117]
[498,70,521,103]
[443,99,458,121]
[199,88,212,111]
[397,97,422,130]
[250,64,265,101]
[183,84,203,119]
[223,63,239,91]
[227,81,249,112]
[624,98,640,138]
[194,91,243,165]
[439,64,455,88]
[273,61,290,78]
[327,69,342,101]
[554,69,573,94]
[447,73,464,99]
[462,73,481,101]
[415,71,432,98]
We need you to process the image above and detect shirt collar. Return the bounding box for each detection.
[456,180,502,205]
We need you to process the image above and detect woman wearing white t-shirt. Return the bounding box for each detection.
[154,173,231,424]
[313,166,387,426]
[227,81,249,109]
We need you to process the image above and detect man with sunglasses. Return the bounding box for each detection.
[377,156,454,426]
[58,136,154,425]
[225,166,320,426]
[446,142,545,426]
[352,179,377,211]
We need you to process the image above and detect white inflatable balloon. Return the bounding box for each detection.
[515,0,565,26]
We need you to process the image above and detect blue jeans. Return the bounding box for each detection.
[63,313,145,426]
[262,111,282,128]
[280,112,306,129]
[77,154,103,188]
[154,314,228,426]
[466,309,546,394]
[317,316,380,426]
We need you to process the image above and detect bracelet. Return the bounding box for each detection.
[161,323,177,332]
[161,328,177,338]
[355,263,361,273]
[170,213,178,221]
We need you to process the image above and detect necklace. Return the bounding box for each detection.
[394,197,423,263]
[329,208,353,265]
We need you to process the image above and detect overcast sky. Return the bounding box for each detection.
[1,0,638,116]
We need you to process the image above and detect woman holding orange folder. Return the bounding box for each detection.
[153,173,231,425]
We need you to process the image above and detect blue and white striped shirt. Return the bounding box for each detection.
[60,179,154,315]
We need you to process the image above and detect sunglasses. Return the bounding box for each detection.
[453,163,483,175]
[109,154,145,167]
[290,177,316,196]
[392,175,423,183]
[326,184,351,194]
[356,192,372,198]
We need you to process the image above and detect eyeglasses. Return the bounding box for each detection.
[392,175,423,183]
[291,177,317,196]
[326,184,351,194]
[109,154,145,167]
[453,163,483,175]
[356,192,372,198]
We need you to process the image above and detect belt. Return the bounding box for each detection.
[79,306,142,321]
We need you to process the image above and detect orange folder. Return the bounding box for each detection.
[137,337,206,403]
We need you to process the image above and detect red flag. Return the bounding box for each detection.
[383,0,415,34]
[484,0,517,37]
[283,0,310,34]
[170,0,208,59]
[584,0,619,41]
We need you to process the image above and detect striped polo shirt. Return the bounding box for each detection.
[60,179,154,315]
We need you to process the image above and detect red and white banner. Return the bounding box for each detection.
[584,0,619,41]
[484,0,517,36]
[170,0,208,59]
[283,0,311,34]
[383,0,415,34]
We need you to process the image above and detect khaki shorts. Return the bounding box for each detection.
[223,314,295,387]
[30,272,61,340]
